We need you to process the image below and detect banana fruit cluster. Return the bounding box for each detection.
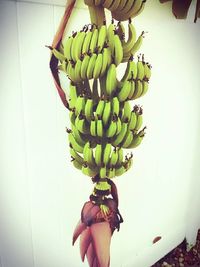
[49,0,150,202]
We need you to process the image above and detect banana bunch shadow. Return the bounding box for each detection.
[48,0,151,266]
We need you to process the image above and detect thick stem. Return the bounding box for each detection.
[88,5,106,26]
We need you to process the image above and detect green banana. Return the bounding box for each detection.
[113,33,123,66]
[90,116,97,136]
[82,163,98,177]
[93,53,103,79]
[122,101,132,122]
[127,126,146,148]
[122,19,137,54]
[85,97,94,121]
[87,53,97,79]
[109,147,118,166]
[132,79,143,99]
[89,27,99,53]
[97,22,107,52]
[134,107,143,131]
[99,165,107,178]
[103,143,112,165]
[70,147,84,165]
[68,82,78,109]
[80,54,90,80]
[71,124,86,147]
[117,80,132,102]
[112,121,128,147]
[106,115,117,138]
[95,143,103,166]
[97,116,104,137]
[102,100,111,126]
[128,105,139,130]
[106,64,117,97]
[75,95,86,116]
[112,97,120,116]
[96,98,105,117]
[71,157,82,170]
[137,57,145,80]
[68,130,84,153]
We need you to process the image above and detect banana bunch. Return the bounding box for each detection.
[84,0,147,21]
[52,0,151,203]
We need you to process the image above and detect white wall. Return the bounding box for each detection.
[0,1,200,267]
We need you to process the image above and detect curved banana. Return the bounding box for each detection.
[122,19,137,55]
[87,53,97,79]
[134,107,143,131]
[113,33,123,66]
[106,115,117,138]
[132,79,143,99]
[93,53,103,79]
[112,121,128,147]
[95,143,103,166]
[127,127,146,148]
[106,64,117,97]
[117,80,132,102]
[102,100,111,126]
[70,148,84,165]
[85,97,94,121]
[103,143,112,165]
[97,22,107,53]
[82,163,98,177]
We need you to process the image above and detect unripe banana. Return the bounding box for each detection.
[115,165,126,176]
[89,27,99,53]
[122,19,137,55]
[100,46,112,76]
[87,53,97,79]
[117,147,123,166]
[71,124,86,147]
[68,82,78,109]
[141,80,149,97]
[90,116,97,136]
[95,143,103,166]
[96,98,105,118]
[103,143,112,165]
[80,54,90,80]
[106,64,117,97]
[70,147,84,165]
[107,167,115,178]
[82,163,98,177]
[121,130,134,148]
[74,59,82,82]
[73,26,88,62]
[93,53,103,79]
[85,97,94,121]
[134,107,143,131]
[112,121,128,147]
[112,97,120,116]
[128,105,139,130]
[122,101,132,122]
[109,147,118,166]
[113,33,123,66]
[48,46,65,62]
[137,57,145,80]
[100,165,107,178]
[71,157,82,170]
[102,100,111,126]
[107,20,116,54]
[97,116,104,137]
[117,80,132,102]
[67,130,84,154]
[69,109,76,126]
[106,115,117,138]
[97,22,107,52]
[127,127,146,149]
[75,95,86,116]
[132,79,143,99]
[116,116,122,135]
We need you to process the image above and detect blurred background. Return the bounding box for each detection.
[0,0,200,266]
